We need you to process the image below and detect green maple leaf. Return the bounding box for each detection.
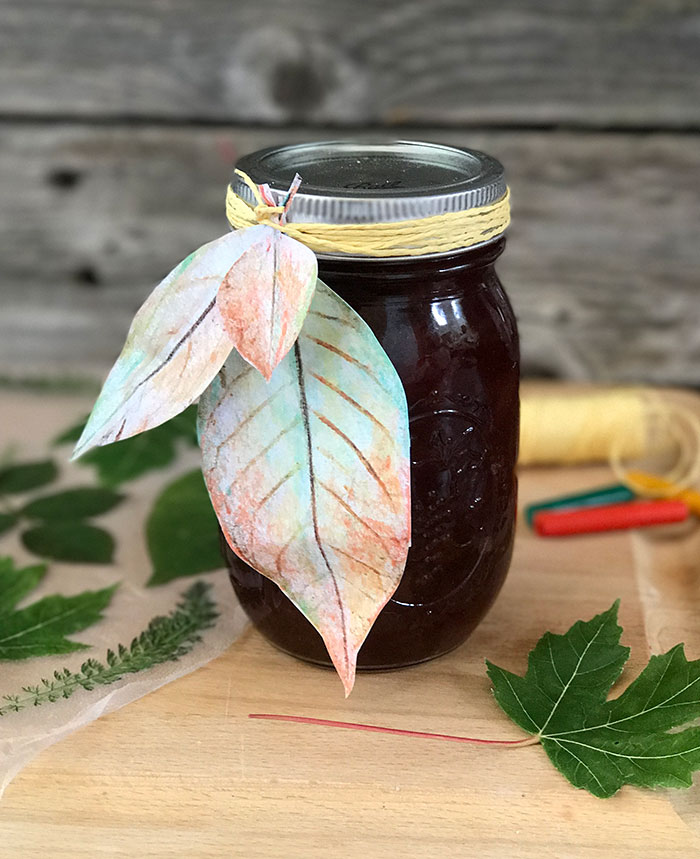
[0,556,117,660]
[487,602,700,798]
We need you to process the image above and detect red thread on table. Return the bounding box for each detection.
[248,713,537,746]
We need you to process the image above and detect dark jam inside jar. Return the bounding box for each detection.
[223,235,519,669]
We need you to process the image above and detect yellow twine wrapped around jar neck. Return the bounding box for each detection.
[226,169,511,257]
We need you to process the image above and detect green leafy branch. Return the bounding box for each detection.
[0,459,122,564]
[0,581,217,717]
[0,406,206,570]
[60,409,223,586]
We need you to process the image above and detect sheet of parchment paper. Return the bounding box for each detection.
[0,392,248,797]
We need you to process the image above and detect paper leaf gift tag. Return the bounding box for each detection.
[72,228,263,458]
[198,279,411,694]
[216,224,318,380]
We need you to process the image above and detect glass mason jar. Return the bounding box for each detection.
[223,140,519,670]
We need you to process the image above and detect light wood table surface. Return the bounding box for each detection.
[1,392,700,858]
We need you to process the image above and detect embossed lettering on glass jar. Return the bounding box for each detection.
[224,141,519,670]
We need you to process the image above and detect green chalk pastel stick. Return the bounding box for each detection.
[525,483,637,527]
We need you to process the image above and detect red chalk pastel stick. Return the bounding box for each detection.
[534,499,689,537]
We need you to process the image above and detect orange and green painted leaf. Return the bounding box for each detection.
[216,225,318,380]
[198,280,411,695]
[72,229,261,459]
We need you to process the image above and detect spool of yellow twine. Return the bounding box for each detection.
[520,388,700,500]
[520,389,649,467]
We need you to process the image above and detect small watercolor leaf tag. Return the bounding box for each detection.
[216,224,318,381]
[72,229,263,458]
[198,279,411,695]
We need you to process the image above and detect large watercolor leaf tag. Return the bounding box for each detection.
[216,224,318,380]
[198,280,411,695]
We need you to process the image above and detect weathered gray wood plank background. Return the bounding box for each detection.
[1,1,699,385]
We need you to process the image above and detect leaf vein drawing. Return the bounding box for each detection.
[81,298,218,446]
[318,446,354,477]
[311,410,392,502]
[212,365,254,413]
[632,677,700,712]
[318,480,392,555]
[136,296,216,393]
[214,384,292,461]
[275,522,308,573]
[268,235,279,368]
[328,545,386,579]
[115,418,127,442]
[641,657,673,710]
[550,696,700,737]
[309,310,358,329]
[575,657,624,676]
[216,225,317,380]
[256,463,303,509]
[294,342,349,673]
[557,737,700,761]
[303,335,390,395]
[501,670,540,733]
[310,372,392,439]
[238,417,303,481]
[548,668,700,737]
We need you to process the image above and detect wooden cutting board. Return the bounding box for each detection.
[1,390,700,858]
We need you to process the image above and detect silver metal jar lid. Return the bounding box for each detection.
[231,140,506,226]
